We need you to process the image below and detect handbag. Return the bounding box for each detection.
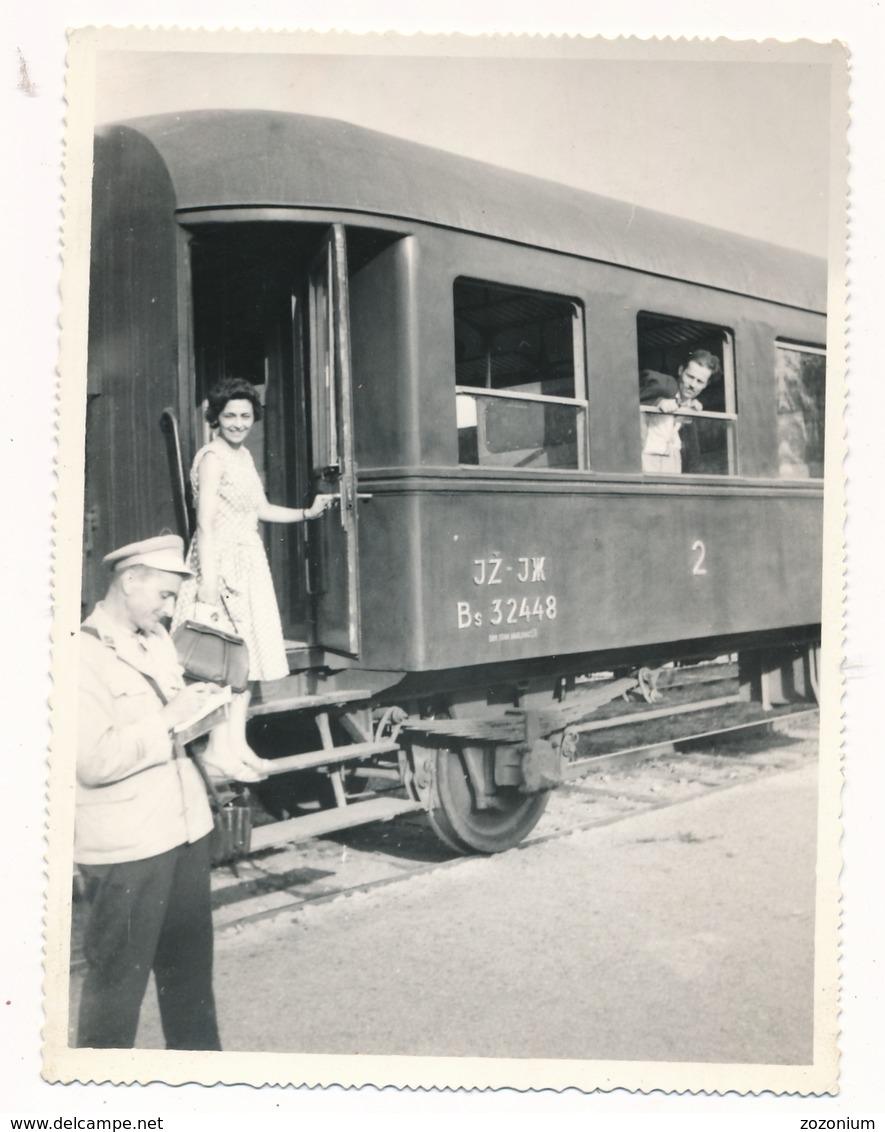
[189,746,253,872]
[209,794,253,869]
[173,592,250,693]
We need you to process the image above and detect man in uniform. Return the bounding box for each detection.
[76,534,223,1049]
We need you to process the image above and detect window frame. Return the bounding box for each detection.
[453,275,589,471]
[636,312,738,477]
[774,338,826,481]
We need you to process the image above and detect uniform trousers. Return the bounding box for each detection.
[76,834,221,1050]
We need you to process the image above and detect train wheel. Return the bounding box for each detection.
[427,747,549,855]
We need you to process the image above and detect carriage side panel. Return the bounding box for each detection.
[349,222,824,676]
[83,127,183,610]
[354,481,822,673]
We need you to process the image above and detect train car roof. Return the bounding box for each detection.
[98,110,827,313]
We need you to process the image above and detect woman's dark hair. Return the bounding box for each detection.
[205,378,264,427]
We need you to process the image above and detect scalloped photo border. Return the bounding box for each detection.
[44,26,847,1095]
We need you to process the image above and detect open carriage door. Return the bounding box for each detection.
[307,224,361,657]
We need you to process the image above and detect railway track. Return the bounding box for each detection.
[70,703,817,968]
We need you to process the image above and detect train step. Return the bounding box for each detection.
[249,795,423,852]
[262,739,400,776]
[248,689,373,718]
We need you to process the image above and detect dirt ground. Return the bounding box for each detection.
[99,732,820,1067]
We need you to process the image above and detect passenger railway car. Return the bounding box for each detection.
[81,110,826,853]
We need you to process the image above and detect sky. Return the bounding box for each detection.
[92,44,834,257]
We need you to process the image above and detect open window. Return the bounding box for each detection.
[775,341,825,479]
[637,312,736,476]
[454,278,588,469]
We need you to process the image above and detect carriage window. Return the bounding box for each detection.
[637,312,736,476]
[454,278,587,469]
[776,342,825,479]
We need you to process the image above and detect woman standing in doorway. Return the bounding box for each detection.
[173,377,334,778]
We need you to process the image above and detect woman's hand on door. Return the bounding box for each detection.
[305,493,337,520]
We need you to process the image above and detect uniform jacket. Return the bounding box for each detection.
[76,603,213,865]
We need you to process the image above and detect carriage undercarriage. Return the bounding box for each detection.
[209,638,820,860]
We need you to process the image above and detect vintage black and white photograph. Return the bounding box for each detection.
[43,28,845,1093]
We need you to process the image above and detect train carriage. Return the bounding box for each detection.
[82,109,826,853]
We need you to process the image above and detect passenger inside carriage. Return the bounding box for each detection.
[639,347,721,474]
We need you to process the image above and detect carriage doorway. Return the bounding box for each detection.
[187,222,360,657]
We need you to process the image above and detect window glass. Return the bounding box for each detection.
[637,312,736,476]
[776,343,825,479]
[454,278,586,469]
